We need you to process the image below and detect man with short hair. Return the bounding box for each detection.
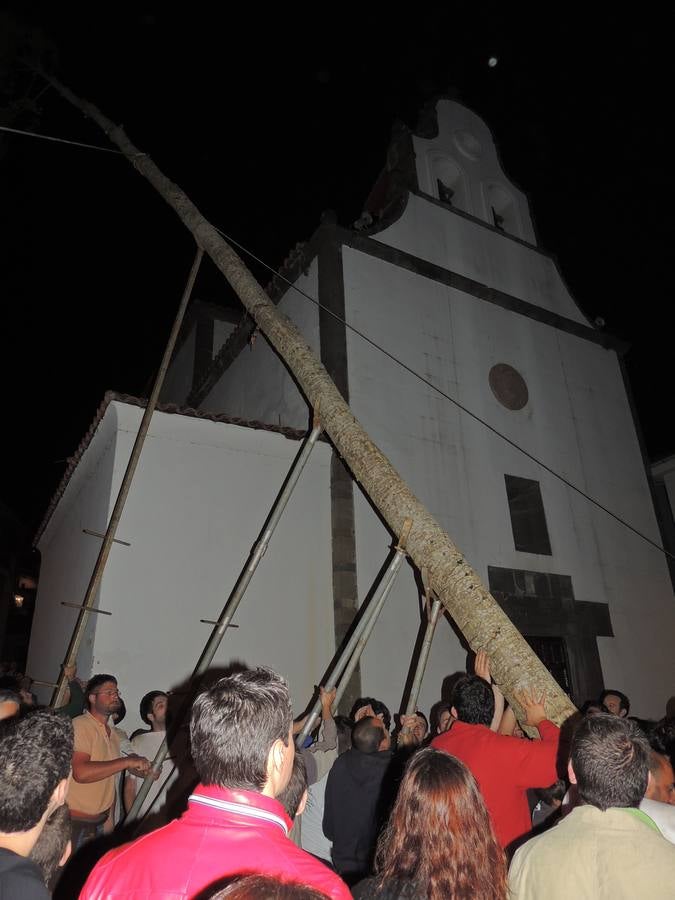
[323,715,394,882]
[509,715,675,898]
[0,711,73,899]
[80,667,350,899]
[67,674,153,849]
[640,750,675,843]
[599,688,630,717]
[0,687,21,721]
[123,690,176,823]
[431,675,560,850]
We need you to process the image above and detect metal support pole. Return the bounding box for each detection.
[404,597,443,718]
[50,247,204,709]
[295,519,411,748]
[126,414,323,823]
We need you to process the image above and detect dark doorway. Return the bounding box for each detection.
[525,635,572,696]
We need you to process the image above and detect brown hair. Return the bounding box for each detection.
[374,748,507,900]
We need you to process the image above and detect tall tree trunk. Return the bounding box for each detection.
[46,74,577,726]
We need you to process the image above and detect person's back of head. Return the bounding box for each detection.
[350,697,391,732]
[278,753,308,821]
[334,715,353,755]
[570,713,649,810]
[598,689,630,718]
[352,717,386,754]
[190,666,293,792]
[451,675,494,727]
[374,747,506,900]
[28,803,71,889]
[207,873,332,898]
[0,710,73,836]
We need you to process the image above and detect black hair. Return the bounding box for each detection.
[598,689,630,716]
[112,698,127,725]
[190,667,292,791]
[29,803,71,888]
[352,716,385,754]
[534,779,567,806]
[277,752,307,820]
[350,697,392,731]
[85,674,117,708]
[429,701,452,735]
[650,717,675,769]
[0,711,73,832]
[451,676,494,727]
[140,690,168,726]
[571,714,649,810]
[334,715,353,755]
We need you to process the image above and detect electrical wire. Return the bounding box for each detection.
[213,225,675,563]
[0,123,123,155]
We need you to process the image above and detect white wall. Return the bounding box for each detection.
[199,264,319,429]
[29,408,119,704]
[31,401,334,734]
[375,193,589,327]
[343,246,675,719]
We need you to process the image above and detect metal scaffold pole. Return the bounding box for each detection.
[295,519,411,748]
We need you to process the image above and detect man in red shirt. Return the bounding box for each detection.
[80,667,350,900]
[431,674,560,851]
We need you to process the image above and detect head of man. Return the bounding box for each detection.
[350,697,391,732]
[0,711,73,855]
[411,711,429,743]
[569,714,649,810]
[352,716,391,753]
[451,675,495,727]
[29,803,72,889]
[190,667,294,798]
[646,751,675,805]
[599,689,630,718]
[86,674,121,721]
[277,752,308,821]
[0,688,21,721]
[140,690,168,731]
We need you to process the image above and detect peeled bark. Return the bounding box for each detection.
[46,74,577,726]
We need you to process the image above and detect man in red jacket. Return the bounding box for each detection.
[431,674,560,852]
[80,667,350,900]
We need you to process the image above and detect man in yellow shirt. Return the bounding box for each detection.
[67,674,153,849]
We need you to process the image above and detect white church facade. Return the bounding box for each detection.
[28,99,675,728]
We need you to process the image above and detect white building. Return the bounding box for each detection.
[29,99,675,725]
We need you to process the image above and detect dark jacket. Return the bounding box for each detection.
[0,848,49,900]
[323,748,395,876]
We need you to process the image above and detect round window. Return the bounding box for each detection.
[489,363,528,410]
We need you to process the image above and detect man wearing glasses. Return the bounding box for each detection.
[66,675,153,850]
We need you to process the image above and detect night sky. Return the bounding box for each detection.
[1,6,673,533]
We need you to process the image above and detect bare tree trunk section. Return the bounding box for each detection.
[45,74,577,727]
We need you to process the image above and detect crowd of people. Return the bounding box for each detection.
[1,654,674,899]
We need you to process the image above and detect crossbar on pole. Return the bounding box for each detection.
[49,247,203,709]
[60,602,112,616]
[82,529,131,547]
[295,519,411,748]
[126,415,323,823]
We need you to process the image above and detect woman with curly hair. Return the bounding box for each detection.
[352,748,507,900]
